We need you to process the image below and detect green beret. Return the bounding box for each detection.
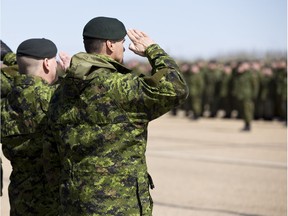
[16,38,57,59]
[83,16,127,40]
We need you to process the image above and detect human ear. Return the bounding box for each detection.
[106,40,114,52]
[43,58,50,73]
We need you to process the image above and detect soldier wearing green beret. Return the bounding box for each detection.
[1,38,61,215]
[46,16,188,216]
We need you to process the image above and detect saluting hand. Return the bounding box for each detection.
[58,51,71,71]
[127,29,155,57]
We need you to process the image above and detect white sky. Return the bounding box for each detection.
[1,0,287,61]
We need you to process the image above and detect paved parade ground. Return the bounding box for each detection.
[1,113,287,216]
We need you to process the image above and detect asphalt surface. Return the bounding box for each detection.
[1,113,287,216]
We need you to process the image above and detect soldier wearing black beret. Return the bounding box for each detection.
[47,16,188,216]
[15,38,58,83]
[83,16,127,40]
[17,38,57,59]
[1,38,62,215]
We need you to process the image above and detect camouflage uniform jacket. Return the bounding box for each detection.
[188,72,204,97]
[1,74,57,216]
[232,70,259,100]
[1,65,19,98]
[47,44,188,216]
[3,52,17,66]
[0,64,19,199]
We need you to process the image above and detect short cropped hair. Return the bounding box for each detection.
[83,37,106,54]
[17,56,42,75]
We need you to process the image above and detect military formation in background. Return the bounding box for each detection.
[127,58,287,131]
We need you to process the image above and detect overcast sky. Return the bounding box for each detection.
[1,0,287,61]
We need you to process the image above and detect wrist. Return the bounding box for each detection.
[144,44,160,57]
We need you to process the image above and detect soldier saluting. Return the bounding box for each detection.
[46,16,188,215]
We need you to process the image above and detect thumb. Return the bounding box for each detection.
[129,43,136,52]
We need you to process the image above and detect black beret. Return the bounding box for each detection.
[83,16,127,40]
[1,40,13,60]
[16,38,57,59]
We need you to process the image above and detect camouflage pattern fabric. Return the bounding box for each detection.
[256,73,275,119]
[1,51,18,99]
[1,65,19,98]
[201,66,221,115]
[274,67,287,120]
[218,71,233,117]
[232,70,259,124]
[47,44,188,216]
[1,74,58,216]
[3,52,17,66]
[1,64,19,198]
[188,72,204,117]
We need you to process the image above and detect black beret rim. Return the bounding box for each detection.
[82,16,127,40]
[16,38,57,59]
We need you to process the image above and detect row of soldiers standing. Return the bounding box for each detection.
[173,59,287,131]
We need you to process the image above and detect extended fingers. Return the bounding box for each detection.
[127,29,154,57]
[127,29,147,41]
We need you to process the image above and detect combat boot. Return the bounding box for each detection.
[242,122,251,131]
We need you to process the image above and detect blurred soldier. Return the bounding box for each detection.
[188,63,204,120]
[272,59,287,123]
[251,60,263,120]
[202,60,221,117]
[172,62,191,116]
[125,60,152,76]
[1,38,61,215]
[209,62,223,118]
[46,16,188,216]
[218,63,233,118]
[256,65,275,120]
[232,61,259,131]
